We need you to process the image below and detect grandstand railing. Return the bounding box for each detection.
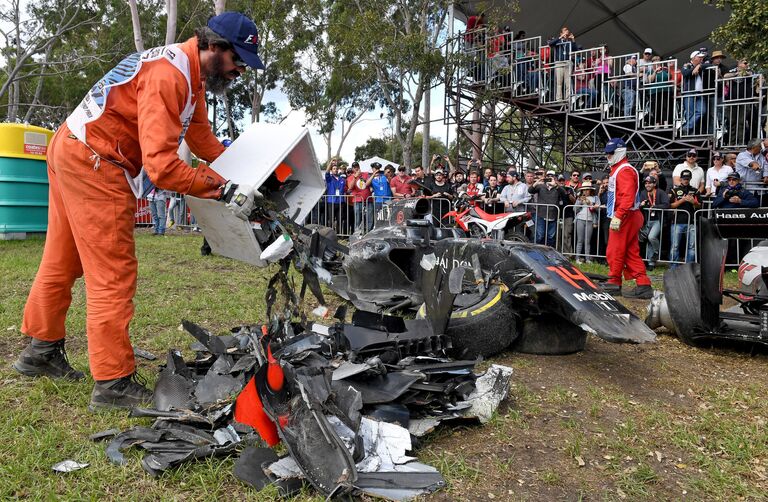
[637,59,677,131]
[451,28,767,149]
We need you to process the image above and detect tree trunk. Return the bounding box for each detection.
[251,87,261,123]
[127,0,144,52]
[164,0,177,45]
[8,0,21,122]
[23,44,54,123]
[223,94,236,139]
[214,0,226,15]
[421,84,430,168]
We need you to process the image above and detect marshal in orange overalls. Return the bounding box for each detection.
[21,37,227,380]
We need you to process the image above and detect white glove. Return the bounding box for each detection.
[222,181,261,221]
[610,216,622,231]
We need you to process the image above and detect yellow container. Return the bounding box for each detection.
[0,123,54,161]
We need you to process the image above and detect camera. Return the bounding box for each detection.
[544,176,553,183]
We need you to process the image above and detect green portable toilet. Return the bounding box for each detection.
[0,123,54,239]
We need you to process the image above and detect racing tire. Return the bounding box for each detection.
[513,315,587,355]
[662,263,705,346]
[444,284,518,359]
[305,223,338,242]
[503,229,529,243]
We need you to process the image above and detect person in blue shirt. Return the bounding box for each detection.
[365,162,393,230]
[323,158,346,230]
[712,171,760,208]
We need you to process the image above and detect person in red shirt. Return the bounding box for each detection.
[602,138,653,299]
[346,161,371,230]
[390,165,414,198]
[465,170,482,203]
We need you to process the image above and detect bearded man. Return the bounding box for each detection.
[14,12,264,411]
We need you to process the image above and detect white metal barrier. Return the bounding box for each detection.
[524,202,561,247]
[717,73,763,149]
[570,47,603,113]
[454,28,768,147]
[462,28,487,85]
[510,36,541,98]
[602,53,639,121]
[486,29,514,90]
[637,59,677,130]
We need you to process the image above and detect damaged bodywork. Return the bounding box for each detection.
[305,198,656,356]
[101,266,513,500]
[646,208,768,347]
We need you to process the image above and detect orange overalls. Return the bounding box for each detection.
[21,37,227,380]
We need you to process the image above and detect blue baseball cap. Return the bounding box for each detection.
[604,138,626,153]
[208,12,265,70]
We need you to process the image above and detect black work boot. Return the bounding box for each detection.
[13,339,84,380]
[624,284,654,300]
[89,373,153,412]
[600,282,622,296]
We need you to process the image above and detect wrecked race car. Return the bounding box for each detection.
[646,208,768,348]
[309,198,656,357]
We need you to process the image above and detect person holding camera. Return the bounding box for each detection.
[573,181,600,263]
[547,26,579,101]
[704,152,729,197]
[429,153,455,175]
[528,170,565,246]
[323,157,346,229]
[638,175,670,271]
[712,171,759,208]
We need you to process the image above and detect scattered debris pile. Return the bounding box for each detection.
[99,308,512,499]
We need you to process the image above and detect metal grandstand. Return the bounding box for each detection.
[444,0,762,173]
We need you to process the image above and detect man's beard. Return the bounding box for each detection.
[206,52,239,95]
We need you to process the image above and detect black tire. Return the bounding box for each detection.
[305,223,338,242]
[503,229,529,243]
[418,284,518,358]
[513,315,587,355]
[663,263,704,346]
[445,284,518,359]
[468,223,485,239]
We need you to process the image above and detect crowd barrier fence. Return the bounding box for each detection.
[133,193,765,268]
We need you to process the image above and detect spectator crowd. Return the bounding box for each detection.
[316,138,768,267]
[461,15,765,145]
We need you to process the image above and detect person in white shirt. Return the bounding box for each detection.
[672,148,706,192]
[735,138,768,187]
[500,171,530,211]
[704,152,731,196]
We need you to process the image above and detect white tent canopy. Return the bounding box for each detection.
[358,156,400,173]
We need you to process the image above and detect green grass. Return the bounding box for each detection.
[1,232,765,500]
[0,232,324,501]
